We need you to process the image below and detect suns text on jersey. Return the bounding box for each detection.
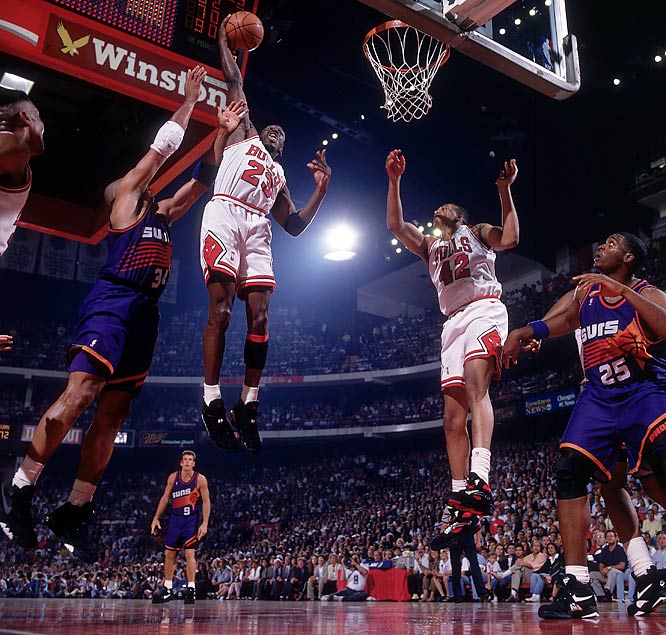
[579,320,620,343]
[171,487,191,499]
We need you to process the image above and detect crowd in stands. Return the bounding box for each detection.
[1,438,665,602]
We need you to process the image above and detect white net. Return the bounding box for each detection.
[363,21,450,123]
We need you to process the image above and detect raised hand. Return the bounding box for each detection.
[306,149,331,192]
[184,66,206,102]
[0,334,13,352]
[386,149,406,181]
[216,100,247,135]
[573,272,628,298]
[496,159,518,188]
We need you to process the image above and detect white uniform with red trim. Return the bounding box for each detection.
[427,224,507,391]
[0,163,31,256]
[199,135,286,295]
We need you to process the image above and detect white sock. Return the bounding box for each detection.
[470,448,491,483]
[626,537,653,577]
[12,456,45,488]
[188,581,195,588]
[164,580,173,590]
[241,385,259,403]
[203,383,221,406]
[452,479,466,493]
[67,479,96,506]
[565,565,590,583]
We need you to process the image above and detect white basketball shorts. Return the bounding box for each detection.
[200,198,276,297]
[439,297,508,392]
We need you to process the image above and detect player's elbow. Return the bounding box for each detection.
[386,220,401,234]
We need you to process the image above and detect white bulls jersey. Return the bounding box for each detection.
[0,164,31,256]
[428,224,502,316]
[212,135,286,215]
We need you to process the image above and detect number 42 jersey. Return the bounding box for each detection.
[428,224,502,317]
[578,280,666,390]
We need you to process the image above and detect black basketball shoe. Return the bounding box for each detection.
[184,587,196,605]
[430,510,480,550]
[202,398,239,452]
[447,472,493,516]
[627,566,666,617]
[44,501,96,563]
[0,481,37,548]
[152,587,173,604]
[230,400,262,454]
[538,574,599,620]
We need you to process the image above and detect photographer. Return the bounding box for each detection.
[321,555,369,602]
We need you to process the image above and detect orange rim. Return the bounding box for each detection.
[363,20,450,73]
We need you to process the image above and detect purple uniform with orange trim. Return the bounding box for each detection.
[68,202,171,395]
[165,471,201,551]
[561,280,666,480]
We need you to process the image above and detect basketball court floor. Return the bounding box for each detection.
[0,599,663,635]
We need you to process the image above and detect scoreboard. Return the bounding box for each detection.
[45,0,257,65]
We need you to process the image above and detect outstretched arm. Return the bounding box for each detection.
[271,149,331,236]
[385,149,432,261]
[218,19,256,142]
[157,100,246,224]
[110,67,206,230]
[474,160,519,251]
[151,473,176,534]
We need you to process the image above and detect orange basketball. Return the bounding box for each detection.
[224,11,264,52]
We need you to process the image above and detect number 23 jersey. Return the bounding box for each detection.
[578,280,666,390]
[428,224,502,317]
[213,135,286,215]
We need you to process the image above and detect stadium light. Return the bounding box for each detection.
[396,247,402,254]
[544,0,552,6]
[499,28,506,35]
[322,139,329,146]
[433,228,442,237]
[390,238,398,246]
[324,224,357,261]
[331,132,339,139]
[514,18,521,25]
[655,55,663,63]
[613,78,621,86]
[529,8,537,16]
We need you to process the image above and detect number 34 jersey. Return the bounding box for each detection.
[213,135,286,215]
[428,224,502,317]
[578,280,666,390]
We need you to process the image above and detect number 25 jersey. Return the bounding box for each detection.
[578,280,666,390]
[428,224,502,316]
[213,135,286,215]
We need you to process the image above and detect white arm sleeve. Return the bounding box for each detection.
[150,120,185,158]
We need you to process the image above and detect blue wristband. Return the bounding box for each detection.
[528,320,550,340]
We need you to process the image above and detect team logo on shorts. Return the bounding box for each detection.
[203,231,228,269]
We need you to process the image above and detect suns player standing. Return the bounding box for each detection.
[151,450,210,605]
[385,149,519,547]
[504,232,666,619]
[200,20,331,454]
[0,68,245,561]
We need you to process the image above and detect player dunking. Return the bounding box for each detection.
[151,451,210,605]
[505,232,666,619]
[385,149,519,547]
[0,87,44,257]
[200,20,331,454]
[0,68,245,560]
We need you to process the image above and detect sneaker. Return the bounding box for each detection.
[430,510,481,550]
[152,588,173,604]
[538,575,599,620]
[0,481,37,548]
[184,587,195,605]
[526,594,541,603]
[44,502,96,563]
[447,472,493,516]
[320,594,330,602]
[202,398,239,452]
[230,400,262,454]
[627,566,666,617]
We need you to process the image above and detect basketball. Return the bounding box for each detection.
[224,11,264,52]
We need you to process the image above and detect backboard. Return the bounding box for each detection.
[360,0,580,100]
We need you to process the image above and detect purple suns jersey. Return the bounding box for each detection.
[578,280,666,390]
[99,201,172,302]
[170,472,201,518]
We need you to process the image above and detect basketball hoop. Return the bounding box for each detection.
[363,21,450,123]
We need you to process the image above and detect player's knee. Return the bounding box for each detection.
[443,408,466,434]
[554,450,595,499]
[209,302,232,331]
[249,310,268,335]
[65,377,101,413]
